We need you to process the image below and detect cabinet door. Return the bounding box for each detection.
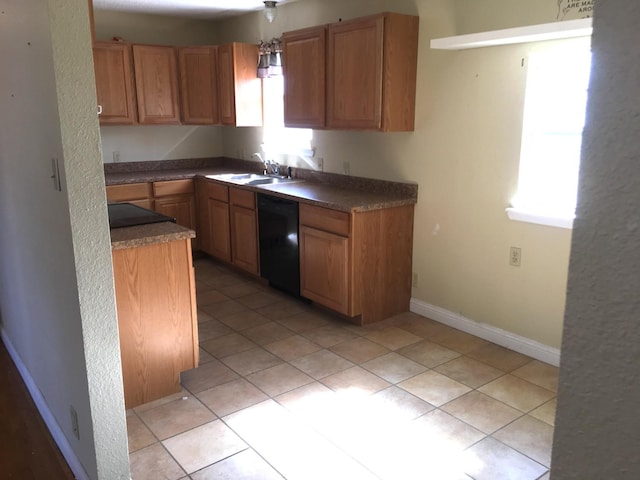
[217,43,263,127]
[283,26,326,128]
[209,198,231,262]
[195,178,212,254]
[230,205,259,275]
[300,225,350,315]
[327,16,384,129]
[132,45,181,124]
[178,46,220,125]
[93,42,136,125]
[154,195,196,230]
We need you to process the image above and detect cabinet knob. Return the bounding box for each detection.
[97,105,103,115]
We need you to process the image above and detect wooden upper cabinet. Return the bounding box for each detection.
[283,26,326,128]
[178,46,220,125]
[132,45,181,125]
[217,43,263,127]
[327,16,384,130]
[326,13,419,132]
[93,43,137,125]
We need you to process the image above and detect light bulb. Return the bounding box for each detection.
[263,1,277,23]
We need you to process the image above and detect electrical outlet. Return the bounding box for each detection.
[343,161,351,175]
[316,157,324,171]
[509,246,522,267]
[112,151,120,163]
[412,272,419,288]
[70,406,79,440]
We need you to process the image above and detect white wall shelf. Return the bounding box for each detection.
[431,18,592,50]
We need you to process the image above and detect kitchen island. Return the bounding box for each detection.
[111,221,198,409]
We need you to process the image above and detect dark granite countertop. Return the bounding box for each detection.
[110,222,196,250]
[104,157,418,213]
[244,181,415,212]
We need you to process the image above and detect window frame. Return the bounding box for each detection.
[507,37,592,229]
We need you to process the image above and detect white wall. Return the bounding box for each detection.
[94,10,225,163]
[0,0,129,478]
[552,1,640,477]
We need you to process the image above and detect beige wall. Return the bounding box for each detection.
[94,9,221,45]
[96,0,575,349]
[94,10,225,163]
[215,0,573,348]
[453,0,564,33]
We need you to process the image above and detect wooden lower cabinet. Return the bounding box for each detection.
[230,205,259,275]
[195,178,231,262]
[300,225,350,315]
[208,198,232,262]
[196,179,258,274]
[112,237,198,409]
[152,180,196,230]
[106,182,153,209]
[229,187,259,274]
[299,203,414,324]
[107,179,197,246]
[154,195,196,230]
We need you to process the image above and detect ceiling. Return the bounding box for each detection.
[92,0,297,20]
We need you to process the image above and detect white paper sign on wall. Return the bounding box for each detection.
[557,0,594,20]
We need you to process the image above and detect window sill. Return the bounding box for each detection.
[506,207,573,229]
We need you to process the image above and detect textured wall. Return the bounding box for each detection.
[49,0,130,478]
[552,1,640,477]
[0,0,129,478]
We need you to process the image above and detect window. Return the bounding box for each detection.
[507,39,592,228]
[261,75,313,158]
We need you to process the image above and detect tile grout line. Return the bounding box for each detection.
[130,257,557,480]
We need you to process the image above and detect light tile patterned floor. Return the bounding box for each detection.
[127,258,558,480]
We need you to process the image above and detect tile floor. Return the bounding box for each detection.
[127,257,558,480]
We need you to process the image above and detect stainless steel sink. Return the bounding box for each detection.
[245,177,294,186]
[207,173,296,186]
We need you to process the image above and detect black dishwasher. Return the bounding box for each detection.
[257,193,300,297]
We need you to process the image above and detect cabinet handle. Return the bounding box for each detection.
[97,105,103,115]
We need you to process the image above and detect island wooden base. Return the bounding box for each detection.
[112,237,198,409]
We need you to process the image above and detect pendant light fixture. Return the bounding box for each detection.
[263,1,278,23]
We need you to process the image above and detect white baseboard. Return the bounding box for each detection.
[1,330,90,480]
[410,298,561,367]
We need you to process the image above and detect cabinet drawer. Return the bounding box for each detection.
[206,181,229,202]
[229,187,255,209]
[299,203,350,236]
[106,183,150,202]
[153,179,194,197]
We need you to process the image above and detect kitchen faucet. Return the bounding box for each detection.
[252,152,280,176]
[252,152,269,174]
